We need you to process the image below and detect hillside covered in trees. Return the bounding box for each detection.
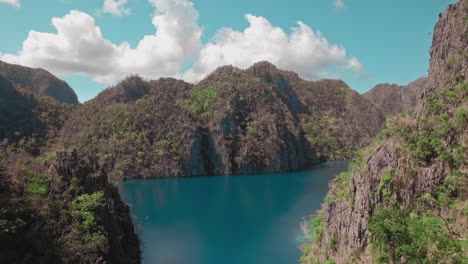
[58,61,385,182]
[300,1,467,263]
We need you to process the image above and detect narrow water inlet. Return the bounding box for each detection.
[119,161,348,264]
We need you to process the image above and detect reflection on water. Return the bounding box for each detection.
[119,161,348,264]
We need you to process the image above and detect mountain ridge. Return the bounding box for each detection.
[0,60,78,104]
[57,61,385,181]
[363,77,428,117]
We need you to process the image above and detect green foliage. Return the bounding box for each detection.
[137,151,145,160]
[24,170,49,196]
[310,213,324,242]
[72,191,105,231]
[186,83,221,119]
[435,175,463,206]
[324,171,351,203]
[369,207,463,264]
[83,231,109,253]
[414,133,443,161]
[350,150,365,171]
[246,120,259,136]
[443,57,457,70]
[425,98,443,114]
[440,87,458,103]
[377,170,393,198]
[154,132,186,161]
[385,90,467,164]
[328,235,338,252]
[40,149,60,165]
[301,114,353,160]
[299,213,326,264]
[454,72,464,83]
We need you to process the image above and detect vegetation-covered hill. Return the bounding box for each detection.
[0,60,78,104]
[364,77,428,117]
[0,74,75,150]
[0,69,140,263]
[300,1,467,263]
[58,62,384,181]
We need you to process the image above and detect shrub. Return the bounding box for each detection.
[425,98,443,114]
[369,207,463,263]
[328,235,338,252]
[186,83,221,118]
[41,149,60,165]
[325,171,351,202]
[137,151,145,160]
[25,171,49,196]
[301,115,349,160]
[72,192,105,231]
[377,170,393,198]
[310,213,324,242]
[246,120,259,136]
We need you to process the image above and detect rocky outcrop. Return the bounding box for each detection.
[427,1,468,92]
[419,0,468,115]
[301,1,467,263]
[0,60,78,104]
[0,74,140,263]
[60,62,385,181]
[52,150,141,263]
[0,148,141,263]
[364,77,428,117]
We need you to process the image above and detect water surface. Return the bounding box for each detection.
[119,161,348,264]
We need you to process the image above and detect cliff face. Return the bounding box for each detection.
[301,1,467,263]
[426,2,468,93]
[59,62,384,181]
[0,60,78,104]
[364,77,427,117]
[0,74,140,263]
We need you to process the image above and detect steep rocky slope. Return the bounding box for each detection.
[0,73,140,263]
[0,74,75,150]
[59,62,384,181]
[0,60,78,104]
[364,77,428,117]
[300,1,467,263]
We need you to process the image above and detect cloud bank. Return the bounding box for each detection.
[0,0,362,84]
[0,0,20,7]
[184,14,362,82]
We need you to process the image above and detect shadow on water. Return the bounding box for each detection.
[119,161,348,264]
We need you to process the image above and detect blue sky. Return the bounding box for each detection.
[0,0,457,102]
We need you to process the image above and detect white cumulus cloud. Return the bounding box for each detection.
[0,0,20,7]
[0,0,362,85]
[102,0,131,16]
[184,14,362,82]
[1,0,202,84]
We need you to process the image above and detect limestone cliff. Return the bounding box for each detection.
[59,63,384,181]
[301,1,467,263]
[364,77,427,117]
